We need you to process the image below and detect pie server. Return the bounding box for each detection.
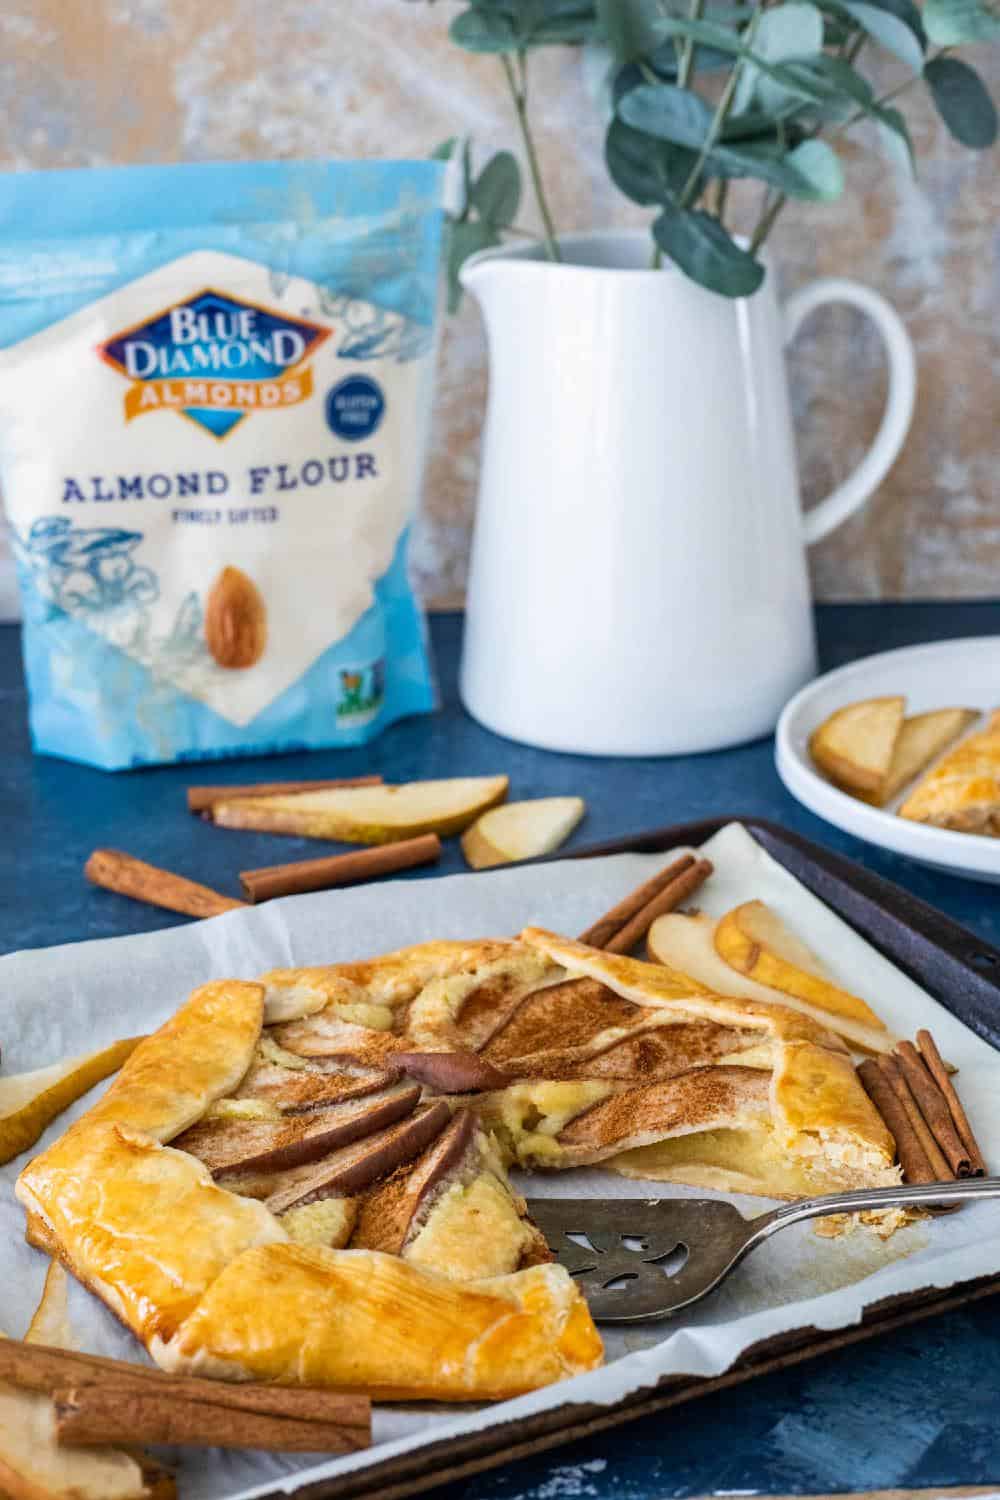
[526,1178,1000,1322]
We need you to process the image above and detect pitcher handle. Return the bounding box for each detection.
[783,277,917,547]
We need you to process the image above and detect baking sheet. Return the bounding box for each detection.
[2,822,999,1500]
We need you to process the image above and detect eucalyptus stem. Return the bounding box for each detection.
[831,50,943,138]
[748,41,943,255]
[677,0,706,89]
[749,191,787,252]
[846,33,867,64]
[500,50,561,262]
[678,5,761,209]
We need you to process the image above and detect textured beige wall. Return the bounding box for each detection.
[0,0,998,605]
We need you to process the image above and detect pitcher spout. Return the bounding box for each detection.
[457,244,514,305]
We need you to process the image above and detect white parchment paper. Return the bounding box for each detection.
[2,823,999,1499]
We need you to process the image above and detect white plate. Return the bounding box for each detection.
[775,635,1000,883]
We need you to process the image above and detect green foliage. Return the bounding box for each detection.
[434,0,999,299]
[450,0,597,52]
[826,0,925,69]
[925,56,999,143]
[923,0,1000,44]
[605,119,700,204]
[653,207,766,295]
[433,139,524,310]
[595,0,668,62]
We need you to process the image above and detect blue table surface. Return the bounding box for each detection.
[3,600,1000,1498]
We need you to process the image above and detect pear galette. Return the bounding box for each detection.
[18,926,897,1399]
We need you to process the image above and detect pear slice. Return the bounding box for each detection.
[210,775,509,845]
[809,695,905,796]
[648,910,894,1054]
[860,707,979,806]
[461,797,585,870]
[25,1262,74,1350]
[0,1038,140,1166]
[713,900,890,1043]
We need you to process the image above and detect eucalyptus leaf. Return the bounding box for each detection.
[431,137,459,160]
[654,15,866,101]
[605,118,701,204]
[470,150,523,225]
[786,137,845,195]
[757,2,826,56]
[823,0,927,51]
[833,0,925,68]
[451,0,596,50]
[445,218,502,312]
[452,8,509,44]
[924,0,1000,42]
[617,83,716,148]
[450,8,519,50]
[925,55,999,144]
[733,3,825,111]
[653,207,765,296]
[526,0,600,43]
[876,104,916,170]
[771,52,875,106]
[822,13,855,45]
[857,0,926,43]
[708,137,843,197]
[528,15,601,42]
[597,0,668,60]
[723,106,807,138]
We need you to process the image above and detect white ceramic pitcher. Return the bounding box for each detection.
[458,230,916,756]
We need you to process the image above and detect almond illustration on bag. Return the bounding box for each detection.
[205,567,267,670]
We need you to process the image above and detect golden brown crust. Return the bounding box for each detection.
[771,1039,894,1158]
[156,1247,601,1399]
[74,980,265,1144]
[261,940,518,1015]
[899,714,1000,833]
[18,1124,286,1344]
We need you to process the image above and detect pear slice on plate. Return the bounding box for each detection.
[860,707,979,806]
[461,797,585,870]
[210,775,509,844]
[809,695,904,797]
[713,899,893,1044]
[648,909,893,1054]
[0,1037,140,1166]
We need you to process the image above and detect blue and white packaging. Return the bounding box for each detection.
[0,160,445,769]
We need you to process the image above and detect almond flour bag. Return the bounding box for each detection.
[0,160,445,769]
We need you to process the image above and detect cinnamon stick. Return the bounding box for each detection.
[240,834,442,903]
[578,854,697,950]
[878,1054,953,1182]
[0,1340,370,1453]
[876,1055,961,1215]
[189,774,382,816]
[895,1040,974,1177]
[917,1028,988,1174]
[85,850,245,919]
[603,859,714,955]
[858,1058,935,1184]
[54,1382,369,1454]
